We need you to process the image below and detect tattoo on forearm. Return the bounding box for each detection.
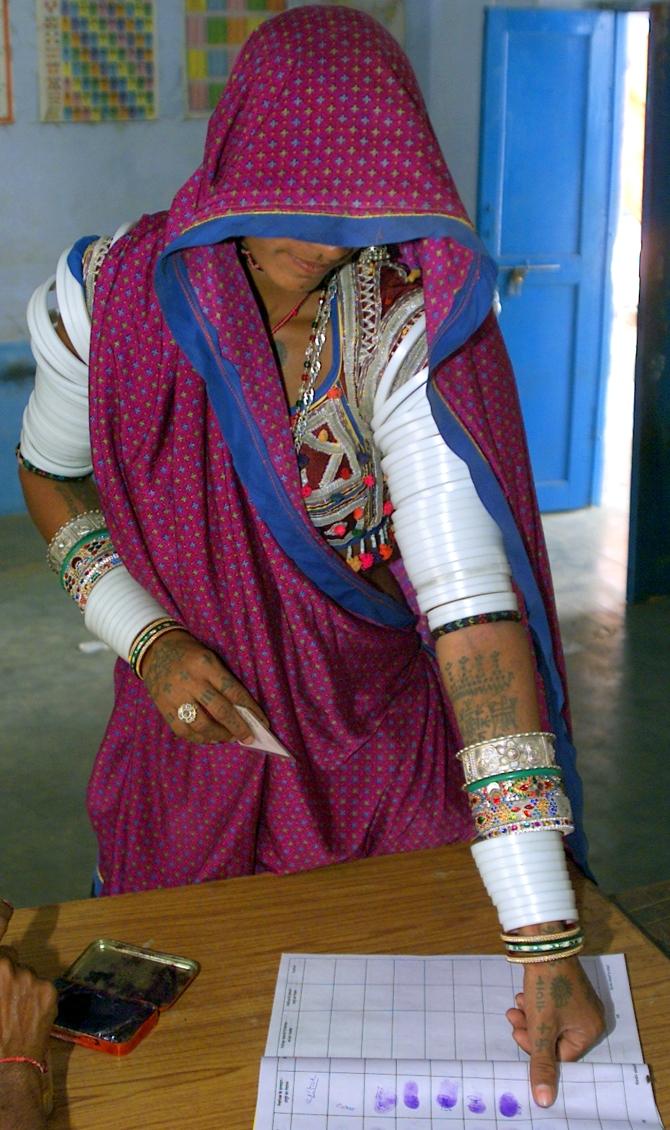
[457,698,518,743]
[442,651,518,743]
[550,974,573,1008]
[54,478,99,517]
[444,652,513,701]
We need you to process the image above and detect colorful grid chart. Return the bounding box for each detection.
[185,0,286,116]
[0,0,12,123]
[36,0,156,123]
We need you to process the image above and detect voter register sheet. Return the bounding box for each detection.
[253,953,664,1130]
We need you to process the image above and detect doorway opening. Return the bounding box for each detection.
[542,11,648,618]
[602,12,647,514]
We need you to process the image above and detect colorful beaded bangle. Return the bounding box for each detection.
[431,609,521,640]
[477,817,575,839]
[128,618,183,679]
[506,943,584,965]
[60,533,112,589]
[464,766,563,792]
[47,510,106,573]
[457,731,557,786]
[68,552,122,611]
[467,773,573,838]
[0,1055,48,1074]
[16,446,91,483]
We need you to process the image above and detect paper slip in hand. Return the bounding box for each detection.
[235,706,295,759]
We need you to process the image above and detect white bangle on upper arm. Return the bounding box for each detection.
[20,228,130,479]
[371,365,518,631]
[20,274,93,477]
[84,566,171,662]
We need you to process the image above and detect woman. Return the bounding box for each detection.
[18,4,603,1100]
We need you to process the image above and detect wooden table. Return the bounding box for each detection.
[7,844,669,1129]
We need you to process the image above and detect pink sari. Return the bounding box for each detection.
[87,6,584,894]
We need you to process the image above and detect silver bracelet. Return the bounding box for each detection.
[46,509,106,574]
[457,731,557,786]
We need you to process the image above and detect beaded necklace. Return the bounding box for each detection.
[291,273,338,452]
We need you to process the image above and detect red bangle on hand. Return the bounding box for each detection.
[0,1056,48,1074]
[0,896,13,913]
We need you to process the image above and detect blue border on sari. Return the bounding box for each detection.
[425,383,588,870]
[153,212,588,866]
[164,212,486,256]
[155,255,414,629]
[154,214,498,631]
[67,234,99,284]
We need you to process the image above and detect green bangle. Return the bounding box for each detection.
[464,766,563,792]
[59,529,110,584]
[505,934,584,955]
[128,618,182,678]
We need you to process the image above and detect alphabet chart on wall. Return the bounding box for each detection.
[36,0,156,122]
[253,954,664,1130]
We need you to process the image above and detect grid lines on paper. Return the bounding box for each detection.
[269,956,639,1068]
[184,0,286,116]
[36,0,156,123]
[260,1057,654,1129]
[273,956,521,1064]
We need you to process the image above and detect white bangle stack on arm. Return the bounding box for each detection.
[20,234,183,679]
[371,355,582,963]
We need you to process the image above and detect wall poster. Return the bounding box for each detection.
[36,0,156,122]
[184,0,285,117]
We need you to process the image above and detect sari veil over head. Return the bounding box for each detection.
[85,4,586,894]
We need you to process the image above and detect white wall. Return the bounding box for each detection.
[0,0,206,339]
[0,0,637,339]
[403,0,647,221]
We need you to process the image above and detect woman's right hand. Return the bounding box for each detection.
[140,630,268,744]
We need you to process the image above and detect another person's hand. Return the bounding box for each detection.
[506,957,605,1107]
[141,629,269,744]
[0,902,58,1128]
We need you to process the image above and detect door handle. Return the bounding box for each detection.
[506,263,561,296]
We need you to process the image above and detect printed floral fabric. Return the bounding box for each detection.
[85,5,582,894]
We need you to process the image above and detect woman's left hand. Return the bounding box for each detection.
[506,957,605,1107]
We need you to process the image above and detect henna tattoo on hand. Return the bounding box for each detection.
[549,974,573,1008]
[143,635,190,697]
[535,976,546,1011]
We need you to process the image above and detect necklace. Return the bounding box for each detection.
[270,292,312,335]
[292,273,338,452]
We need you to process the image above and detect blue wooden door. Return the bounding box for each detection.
[477,10,619,511]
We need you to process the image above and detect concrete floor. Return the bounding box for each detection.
[1,496,669,910]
